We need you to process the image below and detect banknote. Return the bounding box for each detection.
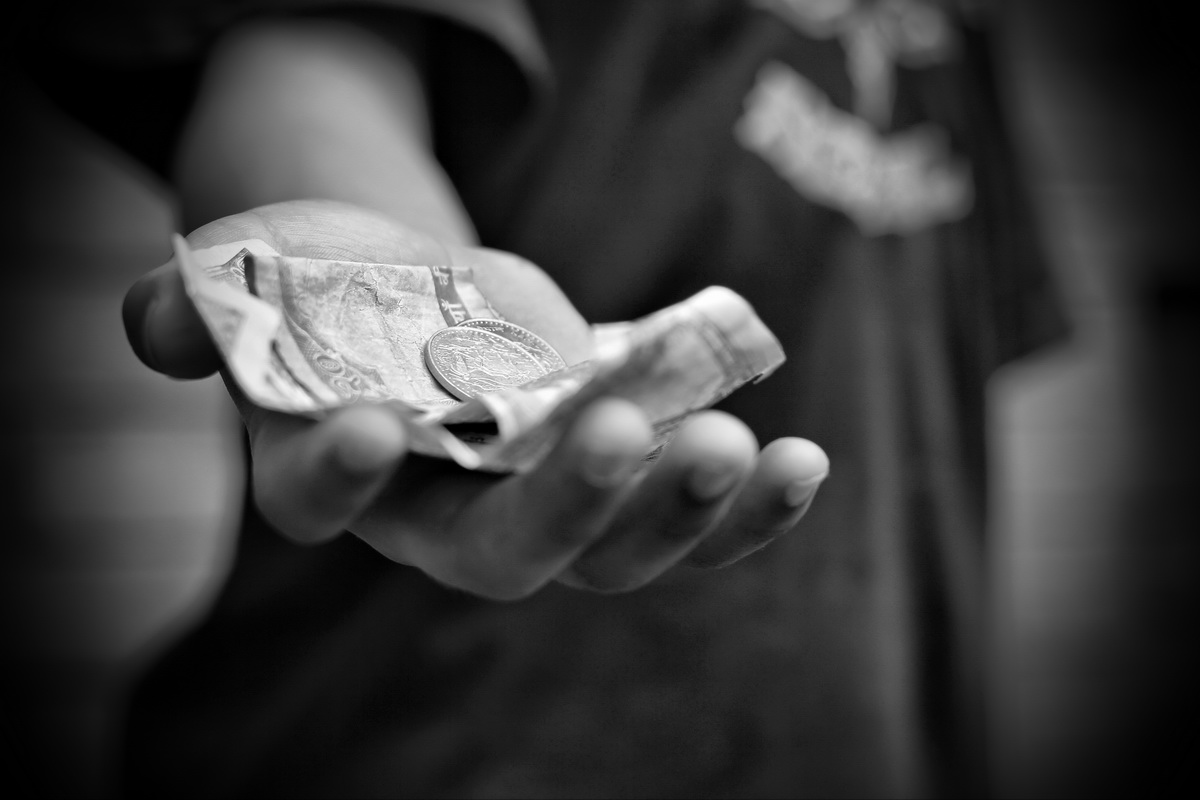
[175,235,785,472]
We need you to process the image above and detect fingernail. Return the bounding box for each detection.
[688,462,741,502]
[783,472,827,508]
[580,448,636,487]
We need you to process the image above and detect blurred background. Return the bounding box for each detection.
[1,2,1197,797]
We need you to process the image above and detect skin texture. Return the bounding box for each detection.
[122,19,829,599]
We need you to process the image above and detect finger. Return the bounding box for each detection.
[437,397,652,600]
[685,437,829,569]
[250,404,408,544]
[123,261,222,379]
[558,411,758,593]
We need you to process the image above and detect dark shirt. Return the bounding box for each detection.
[19,1,1068,796]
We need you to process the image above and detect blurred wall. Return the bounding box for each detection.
[1,82,243,798]
[988,3,1200,796]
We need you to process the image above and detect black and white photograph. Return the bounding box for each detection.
[2,1,1197,797]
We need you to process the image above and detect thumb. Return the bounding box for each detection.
[123,260,222,379]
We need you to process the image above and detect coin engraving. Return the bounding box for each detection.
[424,326,548,400]
[457,318,568,373]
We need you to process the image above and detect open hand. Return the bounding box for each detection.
[124,199,829,598]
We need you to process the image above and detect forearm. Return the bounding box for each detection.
[172,16,476,246]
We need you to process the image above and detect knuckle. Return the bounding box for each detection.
[685,548,746,569]
[685,519,799,569]
[252,489,323,545]
[685,534,766,568]
[542,520,605,550]
[517,485,611,548]
[472,575,543,602]
[562,563,654,595]
[249,455,338,546]
[452,554,545,602]
[730,518,798,554]
[656,495,727,538]
[745,518,798,548]
[651,515,708,544]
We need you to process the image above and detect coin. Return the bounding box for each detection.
[424,326,548,400]
[457,318,568,373]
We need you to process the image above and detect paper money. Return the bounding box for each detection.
[175,235,785,472]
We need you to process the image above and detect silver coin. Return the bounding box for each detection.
[457,318,568,373]
[424,326,548,400]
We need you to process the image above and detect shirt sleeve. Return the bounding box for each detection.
[18,0,548,178]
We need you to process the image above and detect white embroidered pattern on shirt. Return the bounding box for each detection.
[751,0,959,126]
[734,61,973,235]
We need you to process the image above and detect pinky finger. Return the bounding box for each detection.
[684,437,828,569]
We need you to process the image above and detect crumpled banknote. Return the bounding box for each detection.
[175,236,785,472]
